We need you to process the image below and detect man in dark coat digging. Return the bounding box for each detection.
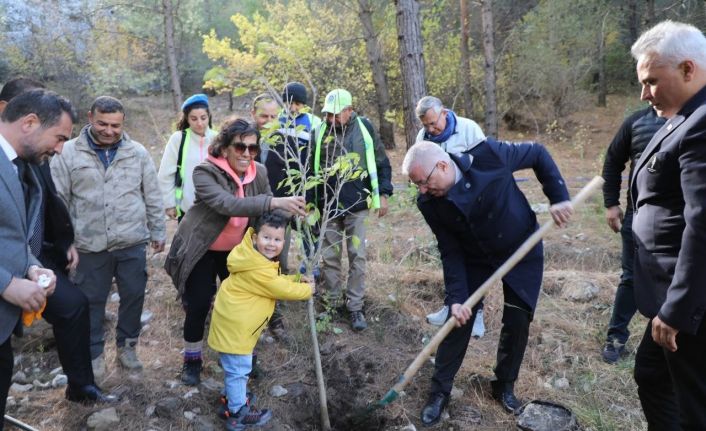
[402,139,572,425]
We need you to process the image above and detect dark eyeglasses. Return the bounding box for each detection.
[412,163,438,187]
[231,142,260,155]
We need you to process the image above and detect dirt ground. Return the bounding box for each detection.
[6,94,648,430]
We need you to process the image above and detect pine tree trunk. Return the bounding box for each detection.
[627,0,639,44]
[358,0,396,149]
[459,0,474,118]
[646,0,655,27]
[480,0,498,138]
[598,22,607,107]
[394,0,427,149]
[162,0,182,112]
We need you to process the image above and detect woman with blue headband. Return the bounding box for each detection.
[158,93,218,220]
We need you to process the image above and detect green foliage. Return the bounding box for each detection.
[86,13,164,95]
[499,0,619,123]
[202,0,395,114]
[420,3,484,118]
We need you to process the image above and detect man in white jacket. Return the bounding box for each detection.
[415,96,485,153]
[415,95,486,337]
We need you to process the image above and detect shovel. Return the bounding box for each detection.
[4,414,40,431]
[367,175,604,413]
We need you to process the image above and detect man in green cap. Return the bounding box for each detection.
[312,89,393,331]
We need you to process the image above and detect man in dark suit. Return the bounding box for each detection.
[0,78,116,405]
[402,140,572,425]
[0,89,72,429]
[630,21,706,430]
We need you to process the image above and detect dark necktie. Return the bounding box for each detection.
[27,165,45,257]
[13,159,45,257]
[12,158,30,211]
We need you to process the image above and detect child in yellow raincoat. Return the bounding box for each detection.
[208,211,313,430]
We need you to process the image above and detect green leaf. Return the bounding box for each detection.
[351,235,361,249]
[306,208,320,225]
[232,87,250,97]
[332,327,343,335]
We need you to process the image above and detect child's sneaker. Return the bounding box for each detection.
[217,392,256,420]
[225,404,272,430]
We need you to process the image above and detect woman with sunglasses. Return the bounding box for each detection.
[164,118,307,386]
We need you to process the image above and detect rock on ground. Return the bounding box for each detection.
[269,385,288,397]
[517,401,579,431]
[562,279,599,302]
[9,383,32,393]
[87,407,120,431]
[11,371,28,384]
[51,374,68,387]
[155,397,181,418]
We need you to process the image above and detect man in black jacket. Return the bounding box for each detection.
[403,140,572,424]
[630,21,706,429]
[0,78,115,403]
[600,107,664,363]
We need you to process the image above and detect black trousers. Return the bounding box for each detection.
[40,254,94,388]
[605,210,637,344]
[431,283,533,395]
[1,335,13,430]
[634,319,706,431]
[182,250,229,342]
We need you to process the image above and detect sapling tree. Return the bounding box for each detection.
[257,84,375,431]
[258,88,370,313]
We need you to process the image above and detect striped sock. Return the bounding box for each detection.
[184,341,202,362]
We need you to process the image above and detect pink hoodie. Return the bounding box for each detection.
[207,155,258,251]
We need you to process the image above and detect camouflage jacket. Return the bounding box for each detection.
[50,126,166,253]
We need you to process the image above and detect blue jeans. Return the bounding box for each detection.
[220,353,253,413]
[606,210,637,345]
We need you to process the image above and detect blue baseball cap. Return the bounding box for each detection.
[181,93,209,111]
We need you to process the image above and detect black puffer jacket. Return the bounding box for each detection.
[602,107,666,211]
[313,113,393,214]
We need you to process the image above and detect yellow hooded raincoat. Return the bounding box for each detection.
[208,227,312,355]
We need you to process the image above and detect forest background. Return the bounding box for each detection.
[3,0,705,143]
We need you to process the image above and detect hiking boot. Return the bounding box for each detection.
[217,392,256,420]
[66,383,118,404]
[601,340,626,364]
[225,404,272,430]
[426,305,449,326]
[181,359,202,386]
[350,310,367,331]
[117,338,143,370]
[91,354,106,381]
[471,308,486,338]
[491,381,522,415]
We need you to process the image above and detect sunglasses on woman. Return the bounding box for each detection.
[231,142,260,155]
